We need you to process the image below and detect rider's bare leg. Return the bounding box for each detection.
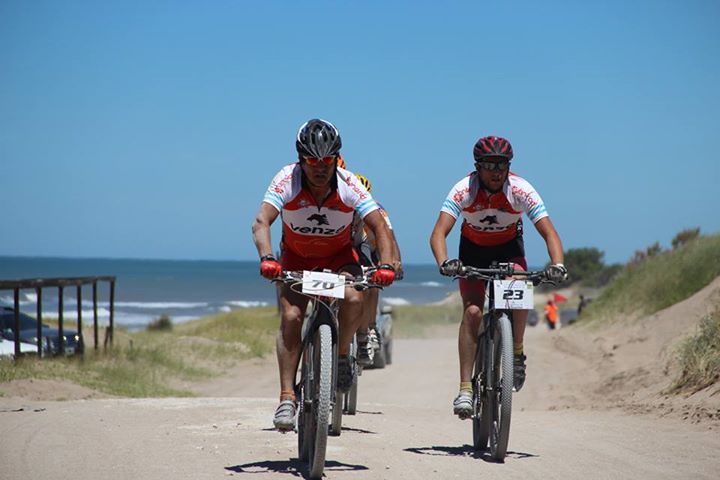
[459,288,485,383]
[510,263,528,353]
[360,287,379,331]
[276,284,309,400]
[512,310,528,352]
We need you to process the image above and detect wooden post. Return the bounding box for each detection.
[36,287,43,358]
[93,281,98,351]
[13,288,20,358]
[105,280,115,349]
[58,286,64,355]
[76,284,83,355]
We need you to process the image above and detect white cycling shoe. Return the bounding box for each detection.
[453,391,473,419]
[273,400,296,432]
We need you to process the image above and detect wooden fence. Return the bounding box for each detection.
[0,276,116,358]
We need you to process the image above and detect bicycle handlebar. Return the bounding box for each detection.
[455,263,554,286]
[271,269,383,292]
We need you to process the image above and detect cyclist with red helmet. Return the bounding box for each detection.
[252,118,397,431]
[429,135,567,419]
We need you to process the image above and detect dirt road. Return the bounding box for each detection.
[2,314,720,480]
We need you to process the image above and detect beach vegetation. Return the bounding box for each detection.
[392,299,464,337]
[579,232,720,325]
[0,307,279,397]
[668,307,720,394]
[672,227,701,250]
[147,314,173,331]
[558,247,622,288]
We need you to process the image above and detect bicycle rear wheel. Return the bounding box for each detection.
[489,313,513,461]
[307,323,333,479]
[345,334,359,415]
[330,390,343,436]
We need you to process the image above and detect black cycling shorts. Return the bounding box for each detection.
[458,234,526,269]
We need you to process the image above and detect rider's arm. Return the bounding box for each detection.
[534,217,564,265]
[390,229,402,273]
[429,212,457,268]
[380,208,403,272]
[363,209,395,266]
[252,203,280,258]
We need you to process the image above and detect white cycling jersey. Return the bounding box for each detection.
[441,171,548,246]
[263,163,379,258]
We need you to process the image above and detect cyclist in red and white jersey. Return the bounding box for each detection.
[429,135,567,419]
[252,119,397,431]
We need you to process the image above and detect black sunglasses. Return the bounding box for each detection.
[476,161,510,172]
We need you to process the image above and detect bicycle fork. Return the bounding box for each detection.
[295,314,342,424]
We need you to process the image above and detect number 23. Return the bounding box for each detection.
[502,289,524,300]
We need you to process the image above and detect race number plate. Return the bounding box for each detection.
[493,279,534,310]
[302,271,345,299]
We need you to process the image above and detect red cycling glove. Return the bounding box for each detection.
[259,255,282,279]
[370,265,396,286]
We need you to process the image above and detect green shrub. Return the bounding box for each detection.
[147,315,173,331]
[672,227,701,249]
[669,309,720,393]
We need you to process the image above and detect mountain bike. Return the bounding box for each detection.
[457,263,551,461]
[274,270,379,479]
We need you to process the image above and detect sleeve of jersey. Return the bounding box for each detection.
[440,179,468,219]
[518,180,549,223]
[262,166,293,212]
[356,195,379,219]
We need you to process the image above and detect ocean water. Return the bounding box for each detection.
[0,257,456,329]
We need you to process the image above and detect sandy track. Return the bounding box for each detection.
[2,280,720,479]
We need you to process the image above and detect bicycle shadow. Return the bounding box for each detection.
[226,459,369,478]
[341,425,377,434]
[404,445,538,463]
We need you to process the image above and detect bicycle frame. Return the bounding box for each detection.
[298,297,341,394]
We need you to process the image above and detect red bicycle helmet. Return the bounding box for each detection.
[473,136,514,162]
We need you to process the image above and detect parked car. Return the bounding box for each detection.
[0,306,83,356]
[0,337,38,357]
[559,308,577,326]
[371,304,394,368]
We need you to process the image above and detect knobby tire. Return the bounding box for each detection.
[490,313,513,461]
[308,323,332,479]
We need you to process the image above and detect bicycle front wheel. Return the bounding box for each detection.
[307,323,333,479]
[489,313,514,461]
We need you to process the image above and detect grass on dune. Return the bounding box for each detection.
[0,307,280,397]
[392,300,463,337]
[668,307,720,394]
[580,234,720,325]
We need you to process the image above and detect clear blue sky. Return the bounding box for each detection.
[2,0,719,265]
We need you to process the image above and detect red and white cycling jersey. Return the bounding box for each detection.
[441,171,548,246]
[263,163,379,258]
